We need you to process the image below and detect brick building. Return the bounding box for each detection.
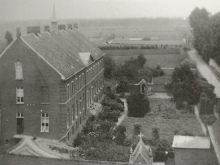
[0,9,105,145]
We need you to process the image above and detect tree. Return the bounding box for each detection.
[127,93,150,117]
[104,56,116,80]
[114,125,126,145]
[116,80,129,95]
[189,8,211,62]
[5,31,13,44]
[136,54,146,68]
[167,63,200,106]
[209,12,220,65]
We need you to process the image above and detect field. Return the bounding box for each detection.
[122,99,204,144]
[107,51,187,68]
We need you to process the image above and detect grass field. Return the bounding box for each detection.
[109,52,187,68]
[122,99,204,144]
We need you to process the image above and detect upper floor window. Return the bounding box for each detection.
[16,87,24,104]
[15,61,23,80]
[41,113,49,132]
[67,84,70,100]
[71,81,74,96]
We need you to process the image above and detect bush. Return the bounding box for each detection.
[200,114,217,125]
[109,101,124,112]
[176,99,185,110]
[100,121,114,132]
[123,139,133,147]
[114,132,126,145]
[127,93,150,117]
[115,125,126,133]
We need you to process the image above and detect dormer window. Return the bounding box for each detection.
[15,61,23,80]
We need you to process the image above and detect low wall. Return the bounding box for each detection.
[209,59,220,75]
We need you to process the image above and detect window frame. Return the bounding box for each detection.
[41,113,49,132]
[16,87,24,104]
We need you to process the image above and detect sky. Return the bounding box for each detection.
[0,0,220,21]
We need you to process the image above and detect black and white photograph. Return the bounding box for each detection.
[0,0,220,164]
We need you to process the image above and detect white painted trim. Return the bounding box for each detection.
[0,39,17,59]
[20,37,65,80]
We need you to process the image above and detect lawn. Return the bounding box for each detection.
[122,99,204,144]
[108,52,187,68]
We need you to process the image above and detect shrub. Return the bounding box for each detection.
[73,134,84,147]
[200,114,217,125]
[109,101,124,112]
[115,125,126,133]
[123,139,132,147]
[100,121,114,132]
[176,99,185,110]
[127,93,150,117]
[133,123,142,135]
[114,132,126,145]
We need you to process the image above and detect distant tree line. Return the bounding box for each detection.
[189,7,220,65]
[99,44,182,50]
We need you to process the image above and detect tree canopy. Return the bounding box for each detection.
[5,31,13,44]
[189,8,220,65]
[104,56,116,80]
[127,93,150,117]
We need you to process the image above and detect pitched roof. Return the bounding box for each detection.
[21,29,103,80]
[172,135,210,149]
[130,134,153,165]
[8,135,76,159]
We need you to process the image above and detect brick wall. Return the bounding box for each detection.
[0,39,62,143]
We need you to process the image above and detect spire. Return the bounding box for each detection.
[51,2,58,32]
[51,2,57,23]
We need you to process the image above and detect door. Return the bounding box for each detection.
[16,113,24,134]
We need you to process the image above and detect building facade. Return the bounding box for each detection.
[0,16,105,144]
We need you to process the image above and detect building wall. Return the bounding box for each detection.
[0,39,63,143]
[0,39,105,144]
[60,57,104,143]
[174,148,218,165]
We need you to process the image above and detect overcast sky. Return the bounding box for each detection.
[0,0,220,21]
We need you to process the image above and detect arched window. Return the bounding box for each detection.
[15,61,23,80]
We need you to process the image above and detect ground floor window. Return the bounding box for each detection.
[16,113,24,134]
[41,113,49,132]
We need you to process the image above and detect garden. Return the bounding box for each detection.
[72,92,130,162]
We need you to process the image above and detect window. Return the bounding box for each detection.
[72,104,75,121]
[16,87,24,104]
[15,61,23,80]
[16,113,24,118]
[41,113,49,132]
[67,84,70,100]
[79,76,81,89]
[67,109,70,129]
[71,81,74,96]
[41,86,49,103]
[75,78,78,91]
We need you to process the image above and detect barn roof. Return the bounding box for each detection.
[21,29,103,80]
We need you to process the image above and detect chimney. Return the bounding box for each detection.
[27,26,40,36]
[16,28,21,39]
[67,24,73,30]
[44,26,50,32]
[73,23,78,29]
[58,25,66,30]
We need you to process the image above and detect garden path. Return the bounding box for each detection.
[116,98,128,126]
